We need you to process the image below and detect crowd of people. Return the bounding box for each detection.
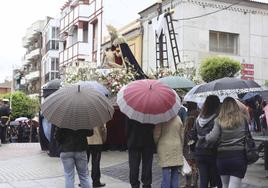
[0,99,39,144]
[38,91,267,188]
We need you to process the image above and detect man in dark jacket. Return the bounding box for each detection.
[126,118,155,188]
[56,128,93,188]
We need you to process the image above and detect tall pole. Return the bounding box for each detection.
[157,2,164,68]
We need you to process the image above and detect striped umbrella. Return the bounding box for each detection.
[117,79,181,124]
[41,85,114,130]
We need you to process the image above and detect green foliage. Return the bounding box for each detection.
[199,56,242,82]
[0,91,39,120]
[265,80,268,87]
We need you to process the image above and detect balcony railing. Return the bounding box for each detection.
[59,42,90,65]
[60,0,102,33]
[25,70,40,81]
[25,48,41,61]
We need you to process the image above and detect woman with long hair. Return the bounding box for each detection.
[189,95,222,188]
[206,97,248,188]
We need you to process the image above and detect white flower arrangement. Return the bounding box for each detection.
[64,61,137,96]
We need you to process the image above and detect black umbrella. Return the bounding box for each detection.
[42,79,63,98]
[194,77,262,97]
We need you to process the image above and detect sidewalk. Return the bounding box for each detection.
[0,143,268,188]
[0,143,129,188]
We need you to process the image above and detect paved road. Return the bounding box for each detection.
[0,143,268,188]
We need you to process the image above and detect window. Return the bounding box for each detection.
[52,27,60,39]
[45,40,59,51]
[51,40,59,50]
[209,31,239,54]
[51,58,59,71]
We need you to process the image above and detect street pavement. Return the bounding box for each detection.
[0,143,268,188]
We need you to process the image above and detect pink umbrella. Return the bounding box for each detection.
[117,79,181,124]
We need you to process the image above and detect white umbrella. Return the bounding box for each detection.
[15,117,28,122]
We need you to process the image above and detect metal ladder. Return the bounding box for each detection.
[155,33,169,70]
[155,12,181,70]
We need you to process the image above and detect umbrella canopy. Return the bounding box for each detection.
[158,76,195,89]
[41,85,114,130]
[42,79,62,90]
[15,117,28,122]
[184,85,204,103]
[117,79,181,124]
[75,81,110,96]
[261,90,268,102]
[9,121,20,126]
[242,92,260,101]
[194,77,261,97]
[184,84,237,105]
[42,79,63,98]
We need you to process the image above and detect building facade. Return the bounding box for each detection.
[139,0,268,84]
[41,17,61,86]
[0,80,11,94]
[21,20,45,98]
[59,0,103,68]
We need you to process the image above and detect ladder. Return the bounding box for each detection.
[156,33,169,70]
[155,12,181,70]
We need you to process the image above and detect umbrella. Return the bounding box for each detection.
[158,76,195,89]
[184,85,204,104]
[242,92,260,101]
[27,119,39,127]
[75,81,110,96]
[42,79,63,98]
[184,84,237,105]
[9,121,20,126]
[117,79,181,124]
[41,85,114,130]
[194,77,262,97]
[261,90,268,102]
[15,117,28,122]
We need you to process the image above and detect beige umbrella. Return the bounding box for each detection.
[41,85,114,130]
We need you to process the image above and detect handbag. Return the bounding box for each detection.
[181,156,192,176]
[244,121,259,165]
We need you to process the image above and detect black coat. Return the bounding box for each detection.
[55,128,93,152]
[125,118,155,150]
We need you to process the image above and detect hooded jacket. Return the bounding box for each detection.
[191,114,218,156]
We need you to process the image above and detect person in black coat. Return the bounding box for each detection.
[126,118,155,188]
[189,95,222,188]
[0,100,11,143]
[56,128,93,188]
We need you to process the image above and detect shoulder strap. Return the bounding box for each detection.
[244,118,252,139]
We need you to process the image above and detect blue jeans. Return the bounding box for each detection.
[60,151,91,188]
[161,166,179,188]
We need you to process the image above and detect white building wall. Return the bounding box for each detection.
[141,0,268,84]
[41,17,61,85]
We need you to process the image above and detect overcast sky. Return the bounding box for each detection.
[0,0,156,83]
